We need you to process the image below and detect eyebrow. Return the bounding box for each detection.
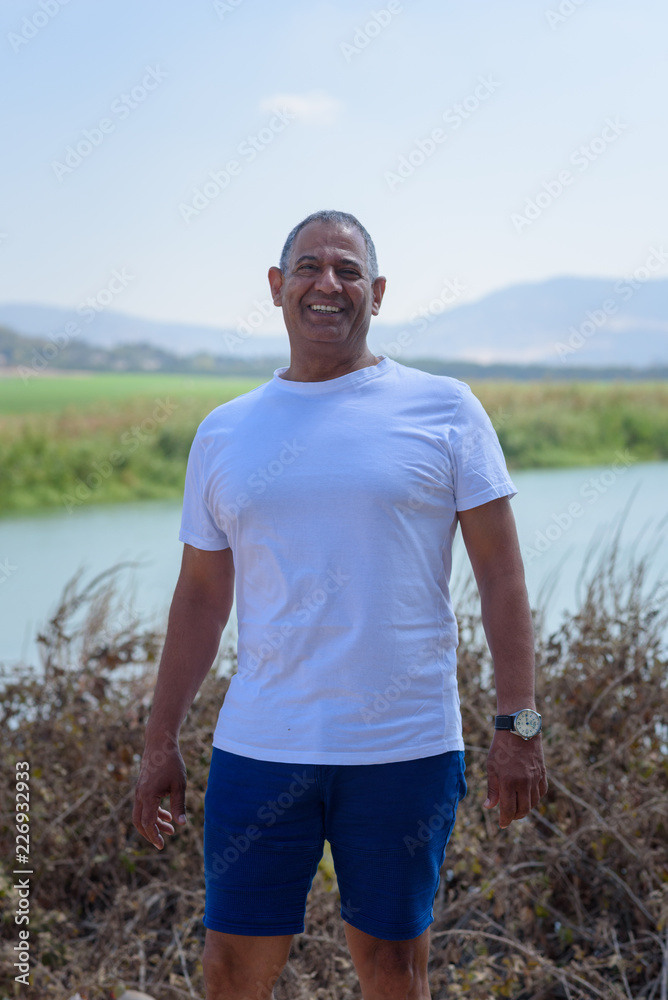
[294,254,365,271]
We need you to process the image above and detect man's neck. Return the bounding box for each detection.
[280,348,382,383]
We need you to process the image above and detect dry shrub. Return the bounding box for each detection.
[1,545,667,999]
[433,535,668,999]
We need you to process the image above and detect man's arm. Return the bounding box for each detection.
[458,496,548,828]
[132,543,235,849]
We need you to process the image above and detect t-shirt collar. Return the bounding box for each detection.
[272,355,393,394]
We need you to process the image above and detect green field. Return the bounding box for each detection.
[1,372,667,515]
[0,374,263,514]
[0,373,263,415]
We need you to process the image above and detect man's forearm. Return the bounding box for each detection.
[459,498,547,826]
[145,594,229,743]
[477,566,536,713]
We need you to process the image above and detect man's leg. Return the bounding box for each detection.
[343,923,431,1000]
[202,750,324,997]
[202,929,294,1000]
[324,751,466,1000]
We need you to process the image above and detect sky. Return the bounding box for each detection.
[1,0,666,336]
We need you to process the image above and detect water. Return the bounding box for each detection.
[1,462,667,668]
[509,460,668,617]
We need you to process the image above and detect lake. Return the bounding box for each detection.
[1,460,667,668]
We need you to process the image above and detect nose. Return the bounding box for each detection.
[314,265,342,293]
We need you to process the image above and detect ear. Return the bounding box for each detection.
[371,276,387,316]
[268,266,284,306]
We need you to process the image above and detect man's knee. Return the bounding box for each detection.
[202,936,240,996]
[370,939,426,977]
[345,924,431,998]
[366,943,430,1000]
[202,929,292,1000]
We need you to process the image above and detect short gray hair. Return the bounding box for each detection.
[279,210,379,281]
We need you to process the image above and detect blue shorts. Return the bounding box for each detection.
[203,747,466,941]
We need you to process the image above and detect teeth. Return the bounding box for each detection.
[310,305,341,313]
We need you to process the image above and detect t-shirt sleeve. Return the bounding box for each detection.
[178,432,230,551]
[446,386,517,511]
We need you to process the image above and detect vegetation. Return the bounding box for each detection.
[470,380,668,468]
[0,545,666,998]
[0,324,287,379]
[0,373,264,417]
[1,374,667,515]
[0,374,668,513]
[0,377,261,514]
[3,322,668,381]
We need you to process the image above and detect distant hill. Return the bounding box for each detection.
[2,325,666,382]
[0,325,288,377]
[0,302,288,358]
[1,273,667,367]
[369,275,668,367]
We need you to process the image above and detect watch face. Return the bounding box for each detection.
[514,710,541,739]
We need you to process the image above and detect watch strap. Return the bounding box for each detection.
[494,715,515,730]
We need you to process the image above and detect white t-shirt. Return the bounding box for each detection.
[179,355,516,764]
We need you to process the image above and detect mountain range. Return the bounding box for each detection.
[1,274,667,368]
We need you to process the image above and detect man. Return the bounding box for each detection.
[133,210,547,1000]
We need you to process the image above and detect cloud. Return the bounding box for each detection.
[259,90,342,126]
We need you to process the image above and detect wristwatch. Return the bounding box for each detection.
[494,709,542,740]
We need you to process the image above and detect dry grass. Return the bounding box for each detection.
[1,546,667,999]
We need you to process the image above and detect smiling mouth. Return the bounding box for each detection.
[308,304,343,314]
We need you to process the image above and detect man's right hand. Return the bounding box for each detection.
[133,741,188,850]
[131,545,234,849]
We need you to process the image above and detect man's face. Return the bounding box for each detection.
[268,221,385,350]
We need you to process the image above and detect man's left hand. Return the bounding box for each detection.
[483,730,548,828]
